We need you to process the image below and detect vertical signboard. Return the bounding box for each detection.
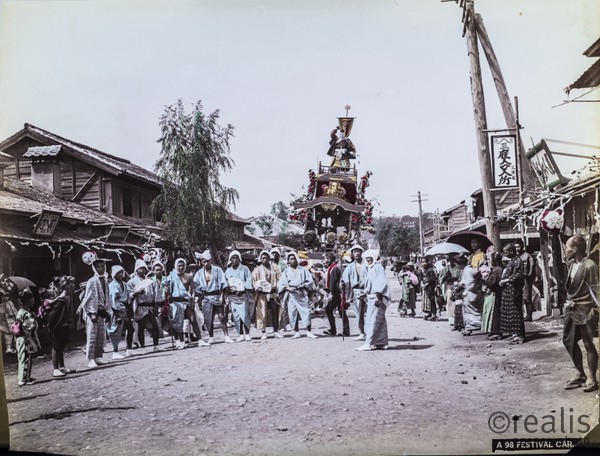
[490,135,519,189]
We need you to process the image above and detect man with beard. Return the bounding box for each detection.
[278,252,317,339]
[252,250,283,339]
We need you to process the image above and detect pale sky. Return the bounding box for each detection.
[1,0,599,219]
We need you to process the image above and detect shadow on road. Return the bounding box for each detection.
[388,337,426,342]
[525,330,558,342]
[387,344,435,351]
[7,393,51,404]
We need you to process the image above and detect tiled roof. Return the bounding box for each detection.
[24,145,62,158]
[1,177,119,223]
[231,233,275,251]
[566,59,600,92]
[0,124,161,187]
[0,178,161,246]
[227,211,249,224]
[0,177,163,233]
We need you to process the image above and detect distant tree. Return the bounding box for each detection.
[270,201,290,220]
[152,99,238,250]
[278,232,303,250]
[375,216,419,259]
[254,214,274,237]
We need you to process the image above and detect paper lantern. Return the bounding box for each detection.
[540,209,564,234]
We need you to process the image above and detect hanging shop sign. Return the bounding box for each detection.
[32,210,62,237]
[490,134,519,189]
[526,140,566,190]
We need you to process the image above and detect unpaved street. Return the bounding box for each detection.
[3,270,598,455]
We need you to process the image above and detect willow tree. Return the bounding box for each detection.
[152,100,238,250]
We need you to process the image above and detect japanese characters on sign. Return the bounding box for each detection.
[490,135,519,189]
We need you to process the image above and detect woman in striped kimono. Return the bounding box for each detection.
[224,250,254,342]
[277,252,317,339]
[167,258,194,349]
[356,250,390,351]
[499,244,525,344]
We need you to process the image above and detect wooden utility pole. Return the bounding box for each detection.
[474,14,536,194]
[411,191,428,256]
[463,0,501,249]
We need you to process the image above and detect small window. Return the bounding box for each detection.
[122,187,133,217]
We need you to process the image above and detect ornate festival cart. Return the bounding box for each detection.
[290,107,374,253]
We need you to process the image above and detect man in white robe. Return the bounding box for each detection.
[80,258,110,368]
[341,244,368,340]
[356,250,390,351]
[194,250,233,344]
[224,250,254,342]
[277,252,317,339]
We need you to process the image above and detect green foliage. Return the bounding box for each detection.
[270,201,290,220]
[151,99,239,250]
[277,232,303,250]
[254,214,274,237]
[374,216,420,259]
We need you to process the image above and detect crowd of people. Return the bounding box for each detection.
[394,238,538,344]
[394,235,599,393]
[2,235,597,394]
[1,244,392,387]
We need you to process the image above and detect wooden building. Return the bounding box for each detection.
[0,124,164,287]
[0,124,263,286]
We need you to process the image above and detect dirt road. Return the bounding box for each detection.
[3,270,598,455]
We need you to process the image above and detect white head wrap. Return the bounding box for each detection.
[111,265,125,278]
[174,258,187,271]
[258,250,271,261]
[152,260,165,270]
[91,258,108,278]
[270,247,281,256]
[199,250,212,261]
[228,250,241,262]
[287,251,300,263]
[134,258,148,273]
[349,244,364,253]
[363,249,379,261]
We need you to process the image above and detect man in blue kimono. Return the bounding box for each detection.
[194,250,233,344]
[341,245,368,340]
[277,252,317,339]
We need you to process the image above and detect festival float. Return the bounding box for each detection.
[289,106,374,253]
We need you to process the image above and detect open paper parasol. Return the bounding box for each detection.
[424,242,469,256]
[446,230,493,252]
